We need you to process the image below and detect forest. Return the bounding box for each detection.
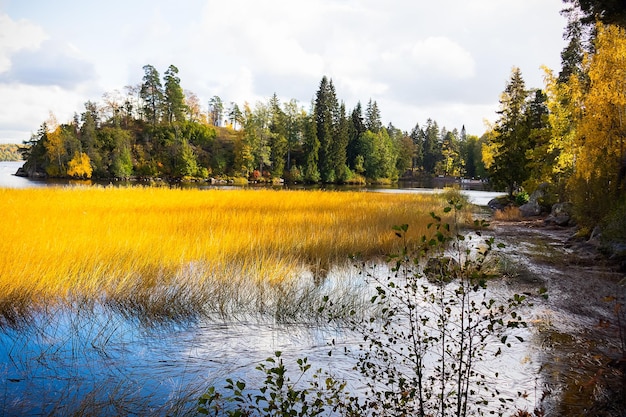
[17,0,626,231]
[17,67,487,185]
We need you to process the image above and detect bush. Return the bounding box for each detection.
[515,191,529,206]
[198,202,530,416]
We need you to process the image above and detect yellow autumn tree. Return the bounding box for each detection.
[569,23,626,224]
[67,151,93,179]
[44,124,67,177]
[526,66,584,192]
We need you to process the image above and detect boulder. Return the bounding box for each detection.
[519,183,554,217]
[488,196,510,211]
[544,202,574,227]
[519,200,542,217]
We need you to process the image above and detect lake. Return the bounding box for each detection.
[0,160,503,206]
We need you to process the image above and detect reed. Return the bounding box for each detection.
[0,187,453,323]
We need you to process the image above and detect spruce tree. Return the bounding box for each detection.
[488,67,531,196]
[314,76,338,182]
[140,65,163,126]
[163,65,186,124]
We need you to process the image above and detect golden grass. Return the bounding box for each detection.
[493,206,522,221]
[0,187,453,321]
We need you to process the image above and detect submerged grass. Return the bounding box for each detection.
[0,187,455,324]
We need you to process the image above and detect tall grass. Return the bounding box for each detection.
[0,187,453,324]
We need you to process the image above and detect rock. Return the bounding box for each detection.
[544,202,574,227]
[488,196,510,211]
[519,200,542,217]
[519,183,555,217]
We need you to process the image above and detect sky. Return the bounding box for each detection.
[0,0,568,144]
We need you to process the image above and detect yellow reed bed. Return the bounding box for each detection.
[0,187,448,310]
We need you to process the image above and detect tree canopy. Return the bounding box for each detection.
[20,67,477,184]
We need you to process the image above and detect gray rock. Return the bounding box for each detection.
[519,200,542,217]
[488,197,510,211]
[519,183,555,217]
[544,202,574,226]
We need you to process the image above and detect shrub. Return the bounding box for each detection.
[515,191,530,206]
[198,202,530,416]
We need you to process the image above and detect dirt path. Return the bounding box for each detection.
[489,219,625,416]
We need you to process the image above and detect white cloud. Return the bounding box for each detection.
[409,37,475,79]
[0,39,95,88]
[0,13,48,73]
[0,83,87,142]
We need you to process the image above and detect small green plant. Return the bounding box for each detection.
[515,191,530,206]
[197,351,347,416]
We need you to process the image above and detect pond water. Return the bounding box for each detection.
[0,266,539,416]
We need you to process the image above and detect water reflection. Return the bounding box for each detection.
[0,161,503,206]
[0,267,541,416]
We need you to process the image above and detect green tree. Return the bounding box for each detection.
[209,96,224,126]
[20,122,48,177]
[486,67,531,196]
[410,123,424,172]
[365,98,382,133]
[302,111,320,183]
[422,119,442,174]
[174,138,202,178]
[330,102,349,182]
[396,134,416,176]
[559,7,589,83]
[460,129,486,179]
[347,102,367,171]
[283,99,303,171]
[140,64,164,126]
[436,129,461,177]
[314,76,339,182]
[80,101,104,176]
[269,94,288,178]
[163,65,186,124]
[523,89,553,190]
[227,102,242,129]
[564,0,626,27]
[109,128,134,178]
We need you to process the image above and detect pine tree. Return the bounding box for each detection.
[314,76,339,182]
[140,65,163,126]
[331,102,349,181]
[487,67,531,196]
[302,111,320,183]
[347,103,366,171]
[365,99,382,133]
[163,65,186,124]
[422,119,442,174]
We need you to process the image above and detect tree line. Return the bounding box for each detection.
[0,144,22,161]
[18,65,485,184]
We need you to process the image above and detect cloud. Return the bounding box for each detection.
[0,83,87,142]
[0,39,95,89]
[0,13,48,73]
